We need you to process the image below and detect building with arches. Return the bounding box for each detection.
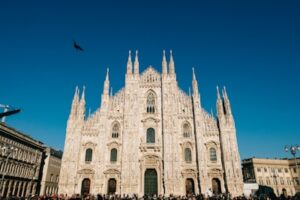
[0,123,44,198]
[59,51,244,197]
[40,147,62,196]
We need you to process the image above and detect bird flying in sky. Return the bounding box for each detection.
[73,40,84,51]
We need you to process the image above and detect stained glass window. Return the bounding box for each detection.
[147,93,155,113]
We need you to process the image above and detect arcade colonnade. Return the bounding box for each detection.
[0,179,37,198]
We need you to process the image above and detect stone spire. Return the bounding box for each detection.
[101,68,110,109]
[216,86,224,117]
[134,50,139,75]
[192,67,199,96]
[127,50,132,74]
[78,86,86,117]
[169,50,175,75]
[103,68,110,95]
[72,86,79,105]
[70,86,80,116]
[162,50,167,75]
[222,86,232,115]
[80,86,85,104]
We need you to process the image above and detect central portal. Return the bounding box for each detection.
[144,169,158,196]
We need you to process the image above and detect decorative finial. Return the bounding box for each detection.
[80,85,85,102]
[162,49,167,74]
[127,50,133,74]
[169,50,175,74]
[106,68,109,81]
[134,50,139,74]
[192,67,196,80]
[216,86,221,99]
[222,86,227,98]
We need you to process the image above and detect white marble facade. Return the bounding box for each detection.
[58,51,244,197]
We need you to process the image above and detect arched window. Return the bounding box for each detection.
[183,123,191,138]
[146,128,155,143]
[85,148,93,162]
[210,148,217,162]
[185,148,192,163]
[146,92,155,113]
[112,123,120,138]
[110,148,117,162]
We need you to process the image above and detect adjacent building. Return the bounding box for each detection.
[59,51,244,197]
[40,147,63,195]
[242,157,300,196]
[0,122,44,198]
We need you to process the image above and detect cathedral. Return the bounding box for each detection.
[58,51,244,197]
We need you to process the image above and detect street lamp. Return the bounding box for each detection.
[0,144,18,194]
[284,145,300,181]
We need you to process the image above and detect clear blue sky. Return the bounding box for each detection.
[0,0,299,159]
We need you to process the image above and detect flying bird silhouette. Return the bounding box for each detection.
[73,40,84,51]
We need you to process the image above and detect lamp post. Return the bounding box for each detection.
[284,145,300,177]
[0,144,18,195]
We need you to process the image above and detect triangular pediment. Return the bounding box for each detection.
[140,66,161,86]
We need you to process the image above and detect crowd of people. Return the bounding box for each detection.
[2,190,300,200]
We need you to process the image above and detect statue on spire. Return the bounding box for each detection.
[169,50,175,75]
[103,68,110,95]
[134,50,139,75]
[162,50,167,75]
[127,50,132,74]
[192,67,199,96]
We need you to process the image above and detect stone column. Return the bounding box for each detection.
[12,181,18,196]
[1,180,7,197]
[21,182,27,197]
[25,182,32,197]
[32,182,37,195]
[17,181,22,197]
[6,180,13,197]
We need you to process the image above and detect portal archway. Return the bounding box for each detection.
[107,178,117,194]
[185,178,195,195]
[212,178,221,194]
[81,178,91,196]
[144,169,157,196]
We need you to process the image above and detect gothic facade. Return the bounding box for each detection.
[59,51,244,197]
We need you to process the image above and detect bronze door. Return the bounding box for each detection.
[144,169,158,196]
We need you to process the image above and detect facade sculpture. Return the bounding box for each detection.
[59,51,244,197]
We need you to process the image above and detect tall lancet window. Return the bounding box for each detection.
[85,148,93,162]
[183,123,191,138]
[184,148,192,163]
[112,123,120,138]
[146,92,155,113]
[210,148,217,162]
[146,128,155,143]
[110,148,117,163]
